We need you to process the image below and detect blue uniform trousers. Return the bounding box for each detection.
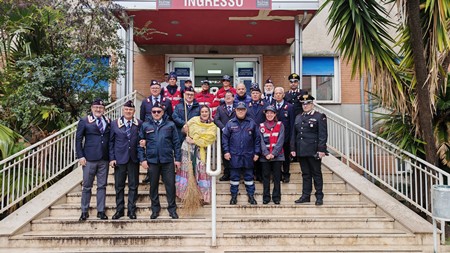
[230,167,255,196]
[81,160,109,213]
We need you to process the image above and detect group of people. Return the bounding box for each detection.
[75,72,328,221]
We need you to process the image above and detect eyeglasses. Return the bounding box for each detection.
[185,93,195,96]
[289,80,299,83]
[151,110,163,114]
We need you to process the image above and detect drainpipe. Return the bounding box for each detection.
[125,16,134,96]
[360,74,367,178]
[294,16,300,80]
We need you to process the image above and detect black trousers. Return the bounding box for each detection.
[114,161,139,214]
[281,142,291,179]
[261,161,282,202]
[149,162,177,214]
[298,157,323,200]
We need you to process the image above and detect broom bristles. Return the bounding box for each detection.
[181,163,203,215]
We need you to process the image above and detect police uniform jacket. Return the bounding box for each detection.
[76,114,110,161]
[263,93,276,106]
[285,89,308,116]
[290,110,328,157]
[233,94,252,107]
[247,100,267,125]
[222,117,261,169]
[140,95,173,122]
[109,117,142,165]
[172,100,200,141]
[275,101,295,144]
[137,115,181,164]
[214,104,236,130]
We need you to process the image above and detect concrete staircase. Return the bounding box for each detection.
[0,156,436,252]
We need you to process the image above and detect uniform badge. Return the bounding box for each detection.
[260,128,265,133]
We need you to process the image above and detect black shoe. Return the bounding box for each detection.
[274,200,280,205]
[79,212,89,221]
[150,211,159,219]
[219,175,230,181]
[97,212,108,220]
[112,211,124,220]
[294,196,310,204]
[263,200,269,205]
[283,177,290,183]
[128,212,137,219]
[169,212,179,219]
[230,196,237,205]
[315,199,323,206]
[142,174,150,184]
[248,195,257,205]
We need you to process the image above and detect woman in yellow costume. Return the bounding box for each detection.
[176,105,217,205]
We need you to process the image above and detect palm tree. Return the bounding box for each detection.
[320,0,450,167]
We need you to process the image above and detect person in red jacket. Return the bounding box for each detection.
[162,72,183,110]
[212,74,236,109]
[195,80,216,112]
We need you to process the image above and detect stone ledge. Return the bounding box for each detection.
[322,155,435,234]
[0,168,82,236]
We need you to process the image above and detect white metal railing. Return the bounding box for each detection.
[0,91,142,215]
[205,127,222,247]
[315,104,450,242]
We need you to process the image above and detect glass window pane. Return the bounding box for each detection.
[316,76,333,101]
[302,76,312,94]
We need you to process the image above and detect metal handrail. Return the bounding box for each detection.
[0,91,141,215]
[314,103,450,241]
[205,127,222,247]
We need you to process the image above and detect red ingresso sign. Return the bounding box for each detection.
[157,0,272,10]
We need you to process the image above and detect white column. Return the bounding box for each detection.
[125,16,134,96]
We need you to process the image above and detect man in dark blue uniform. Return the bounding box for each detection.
[140,80,173,184]
[263,78,276,106]
[290,95,328,206]
[274,87,295,183]
[284,73,308,116]
[109,100,142,220]
[246,84,267,182]
[172,86,200,143]
[222,102,261,205]
[214,91,235,181]
[137,104,181,219]
[76,98,110,221]
[140,80,173,122]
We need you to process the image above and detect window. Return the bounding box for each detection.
[294,57,340,103]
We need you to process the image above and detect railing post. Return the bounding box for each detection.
[344,122,350,167]
[205,127,222,247]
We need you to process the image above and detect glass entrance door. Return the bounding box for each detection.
[168,57,194,89]
[234,58,260,95]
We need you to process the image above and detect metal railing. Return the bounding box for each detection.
[0,91,142,215]
[315,104,450,241]
[205,127,222,247]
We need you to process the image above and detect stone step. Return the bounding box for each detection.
[91,180,352,193]
[48,202,377,217]
[31,215,395,232]
[107,170,339,183]
[8,228,419,248]
[0,245,426,253]
[65,191,361,204]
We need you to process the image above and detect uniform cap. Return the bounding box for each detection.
[288,73,300,82]
[265,78,273,84]
[123,100,135,108]
[92,98,105,106]
[150,79,160,86]
[250,83,261,93]
[235,102,247,109]
[184,86,195,93]
[185,79,192,83]
[264,105,277,113]
[222,75,231,81]
[169,72,177,80]
[299,94,315,104]
[202,80,210,85]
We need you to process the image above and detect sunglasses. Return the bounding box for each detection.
[302,102,313,106]
[151,110,163,114]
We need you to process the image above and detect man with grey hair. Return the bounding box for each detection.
[273,87,295,183]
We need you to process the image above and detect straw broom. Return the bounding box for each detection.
[181,100,202,215]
